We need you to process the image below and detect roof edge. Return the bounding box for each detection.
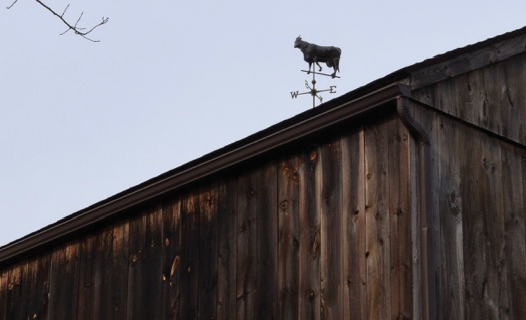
[0,83,410,265]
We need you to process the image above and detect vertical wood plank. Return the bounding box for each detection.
[236,169,258,319]
[278,156,300,319]
[217,178,237,320]
[399,122,414,319]
[126,213,147,319]
[364,118,390,320]
[388,119,401,320]
[256,162,278,319]
[481,138,510,319]
[19,262,32,320]
[0,270,7,320]
[161,197,182,320]
[199,185,219,320]
[413,100,443,320]
[47,242,80,320]
[76,235,96,319]
[94,226,115,318]
[387,118,413,319]
[180,193,200,319]
[24,254,51,320]
[144,206,164,319]
[437,115,465,320]
[319,139,343,320]
[502,144,526,319]
[341,128,367,320]
[298,147,321,320]
[481,65,502,135]
[6,264,24,320]
[111,220,129,320]
[460,126,489,320]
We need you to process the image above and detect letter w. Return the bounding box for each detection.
[290,91,299,99]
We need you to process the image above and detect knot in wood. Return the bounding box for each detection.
[292,172,299,183]
[482,157,496,174]
[293,237,299,248]
[309,151,318,161]
[280,200,289,211]
[324,192,331,205]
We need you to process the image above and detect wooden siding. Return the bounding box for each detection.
[413,103,526,320]
[0,113,414,320]
[413,52,526,146]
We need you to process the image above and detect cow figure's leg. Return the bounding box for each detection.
[330,58,340,78]
[307,61,313,74]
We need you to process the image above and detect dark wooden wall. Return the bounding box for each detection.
[413,55,526,320]
[413,52,526,146]
[0,113,414,320]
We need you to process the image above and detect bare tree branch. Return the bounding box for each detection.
[7,0,108,42]
[6,0,18,9]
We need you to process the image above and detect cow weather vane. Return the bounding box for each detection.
[291,36,341,108]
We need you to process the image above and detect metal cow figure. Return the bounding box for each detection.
[294,36,341,78]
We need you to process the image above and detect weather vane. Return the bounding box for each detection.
[291,36,341,108]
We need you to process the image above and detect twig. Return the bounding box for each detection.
[6,0,18,9]
[32,0,108,42]
[60,4,69,17]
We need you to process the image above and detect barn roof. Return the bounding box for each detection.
[2,25,526,265]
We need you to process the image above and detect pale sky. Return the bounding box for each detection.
[1,0,526,246]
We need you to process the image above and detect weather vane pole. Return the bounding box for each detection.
[291,36,341,108]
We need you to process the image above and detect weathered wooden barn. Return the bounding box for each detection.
[2,27,526,320]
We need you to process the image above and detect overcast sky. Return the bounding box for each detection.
[1,0,526,246]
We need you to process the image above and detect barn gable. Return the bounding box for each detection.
[2,26,526,320]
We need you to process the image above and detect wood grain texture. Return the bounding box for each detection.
[480,135,509,319]
[0,269,6,320]
[364,118,391,320]
[460,123,490,320]
[30,254,51,320]
[411,99,441,320]
[436,114,465,320]
[198,185,218,320]
[110,221,129,320]
[388,118,413,320]
[502,143,526,319]
[319,138,343,320]
[76,235,96,319]
[47,242,80,320]
[143,205,164,319]
[126,213,147,320]
[217,178,237,320]
[6,264,24,320]
[341,128,367,320]
[256,162,278,319]
[411,35,526,89]
[298,147,321,320]
[278,156,300,319]
[180,193,200,320]
[236,169,258,320]
[415,53,526,147]
[161,197,182,320]
[94,227,115,318]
